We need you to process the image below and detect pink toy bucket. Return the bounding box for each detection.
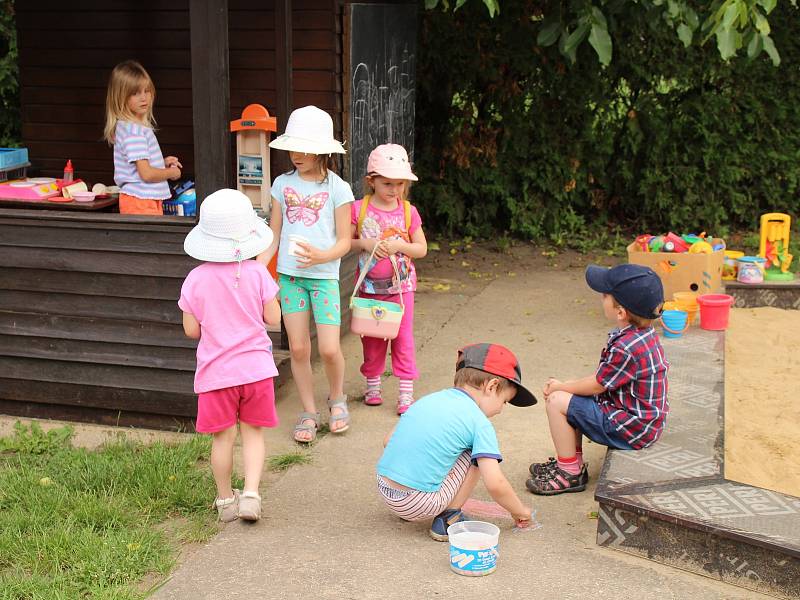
[696,294,734,330]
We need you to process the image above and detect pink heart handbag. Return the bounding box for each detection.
[350,245,405,340]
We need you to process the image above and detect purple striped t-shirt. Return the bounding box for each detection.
[113,120,171,200]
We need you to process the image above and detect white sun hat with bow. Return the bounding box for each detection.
[183,189,273,264]
[268,105,346,155]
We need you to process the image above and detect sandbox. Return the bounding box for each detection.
[594,281,800,599]
[725,307,800,498]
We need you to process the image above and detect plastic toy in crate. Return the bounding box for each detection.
[0,147,28,169]
[163,181,196,216]
[628,231,725,298]
[0,148,31,184]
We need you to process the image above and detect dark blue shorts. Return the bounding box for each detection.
[566,395,634,450]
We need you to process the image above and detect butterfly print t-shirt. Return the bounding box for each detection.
[271,170,355,280]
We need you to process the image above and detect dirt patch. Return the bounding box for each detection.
[418,240,615,294]
[0,416,192,450]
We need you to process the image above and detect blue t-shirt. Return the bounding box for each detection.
[377,388,503,492]
[271,170,354,280]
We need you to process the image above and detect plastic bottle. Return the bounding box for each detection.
[63,160,74,183]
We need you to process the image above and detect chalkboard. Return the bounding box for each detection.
[347,3,417,197]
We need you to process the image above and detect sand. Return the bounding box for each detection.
[724,306,800,498]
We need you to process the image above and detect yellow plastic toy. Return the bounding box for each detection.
[689,240,713,254]
[758,212,794,281]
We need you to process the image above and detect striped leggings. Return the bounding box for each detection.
[377,452,472,521]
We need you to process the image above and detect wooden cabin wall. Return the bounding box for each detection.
[0,212,201,429]
[17,0,342,188]
[0,208,355,430]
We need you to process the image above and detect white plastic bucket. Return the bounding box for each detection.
[447,521,500,576]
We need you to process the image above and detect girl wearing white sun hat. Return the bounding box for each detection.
[268,105,346,155]
[180,188,282,523]
[259,106,355,443]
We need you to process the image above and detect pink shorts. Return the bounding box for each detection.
[195,378,278,433]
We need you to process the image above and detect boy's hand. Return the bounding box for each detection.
[168,166,182,180]
[513,506,532,526]
[543,377,563,398]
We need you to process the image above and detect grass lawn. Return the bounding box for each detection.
[0,422,219,599]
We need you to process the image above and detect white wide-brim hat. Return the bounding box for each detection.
[269,105,346,155]
[184,189,273,263]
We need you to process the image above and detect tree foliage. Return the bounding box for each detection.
[0,0,19,148]
[413,0,800,242]
[426,0,789,67]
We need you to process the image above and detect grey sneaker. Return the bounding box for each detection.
[214,489,240,523]
[238,491,262,521]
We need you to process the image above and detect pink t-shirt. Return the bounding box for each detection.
[178,261,280,393]
[351,198,422,294]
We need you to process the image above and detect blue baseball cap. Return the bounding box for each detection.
[585,264,664,319]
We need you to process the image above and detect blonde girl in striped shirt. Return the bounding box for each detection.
[104,60,182,215]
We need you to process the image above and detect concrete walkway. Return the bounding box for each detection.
[153,247,769,600]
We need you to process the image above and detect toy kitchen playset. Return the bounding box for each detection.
[0,147,55,199]
[0,148,113,203]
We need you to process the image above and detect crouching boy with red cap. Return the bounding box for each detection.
[527,263,669,496]
[377,343,536,541]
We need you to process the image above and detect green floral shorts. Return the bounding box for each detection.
[278,274,341,326]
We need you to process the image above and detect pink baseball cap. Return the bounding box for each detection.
[366,144,418,181]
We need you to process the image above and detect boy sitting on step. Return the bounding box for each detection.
[527,264,669,496]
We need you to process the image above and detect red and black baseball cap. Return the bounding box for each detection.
[456,343,537,407]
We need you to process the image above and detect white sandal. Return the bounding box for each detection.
[214,489,240,523]
[238,491,262,521]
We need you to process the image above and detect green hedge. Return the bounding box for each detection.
[413,1,800,242]
[0,1,18,148]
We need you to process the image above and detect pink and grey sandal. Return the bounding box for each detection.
[397,392,414,415]
[526,465,588,495]
[364,388,383,406]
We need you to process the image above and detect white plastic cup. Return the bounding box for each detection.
[287,234,309,258]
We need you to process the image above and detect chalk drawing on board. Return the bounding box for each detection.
[348,4,417,197]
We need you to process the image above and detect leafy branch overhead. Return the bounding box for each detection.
[425,0,787,66]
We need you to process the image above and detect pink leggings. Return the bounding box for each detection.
[359,291,417,380]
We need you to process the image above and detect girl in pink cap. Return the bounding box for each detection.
[351,144,428,414]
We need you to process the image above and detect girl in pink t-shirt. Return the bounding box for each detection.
[179,189,281,523]
[351,144,428,414]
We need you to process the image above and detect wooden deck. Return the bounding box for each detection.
[0,209,360,430]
